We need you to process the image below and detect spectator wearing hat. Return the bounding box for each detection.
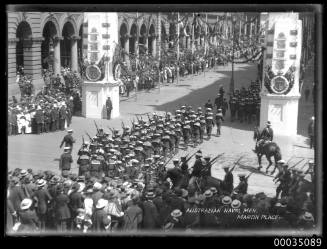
[123,198,143,231]
[9,177,27,212]
[59,147,73,177]
[33,179,52,231]
[69,183,84,224]
[54,185,71,232]
[204,99,213,110]
[164,209,185,230]
[141,191,160,229]
[92,198,111,232]
[183,197,200,229]
[17,198,40,233]
[92,182,104,207]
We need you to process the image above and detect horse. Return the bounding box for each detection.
[256,141,282,174]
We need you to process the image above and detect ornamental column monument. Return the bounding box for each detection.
[82,12,120,119]
[260,13,302,136]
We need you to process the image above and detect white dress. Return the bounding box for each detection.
[24,113,32,134]
[16,114,24,134]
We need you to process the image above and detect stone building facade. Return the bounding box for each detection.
[7,11,259,96]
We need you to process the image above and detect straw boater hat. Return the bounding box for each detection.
[210,187,218,194]
[302,212,314,221]
[96,198,108,209]
[171,209,182,218]
[20,169,28,177]
[204,189,213,198]
[277,160,285,165]
[37,179,46,188]
[222,196,232,205]
[145,191,156,199]
[231,199,242,209]
[93,182,102,190]
[266,121,271,126]
[20,198,33,210]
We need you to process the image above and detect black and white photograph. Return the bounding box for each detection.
[5,4,323,238]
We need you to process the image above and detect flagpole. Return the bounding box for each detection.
[177,12,180,85]
[192,13,195,75]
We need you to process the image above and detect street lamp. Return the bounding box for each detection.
[230,14,237,94]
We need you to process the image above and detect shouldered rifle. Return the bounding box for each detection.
[147,113,151,122]
[135,115,140,123]
[107,126,114,134]
[85,131,92,141]
[121,121,125,130]
[209,153,225,165]
[163,155,174,168]
[245,172,253,181]
[94,120,100,134]
[229,155,245,173]
[82,135,85,145]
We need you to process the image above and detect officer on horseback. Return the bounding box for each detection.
[253,121,274,153]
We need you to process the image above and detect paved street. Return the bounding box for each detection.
[8,62,314,197]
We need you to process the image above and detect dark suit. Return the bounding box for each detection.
[18,209,40,232]
[223,171,234,194]
[69,191,84,218]
[9,186,26,211]
[123,204,143,230]
[34,110,44,134]
[141,200,160,229]
[33,188,52,230]
[92,208,110,232]
[60,134,75,149]
[54,193,71,231]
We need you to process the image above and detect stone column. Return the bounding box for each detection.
[8,38,19,96]
[53,36,63,76]
[124,37,129,62]
[22,37,45,92]
[151,35,156,56]
[70,36,79,73]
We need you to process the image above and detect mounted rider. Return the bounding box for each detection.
[253,121,274,153]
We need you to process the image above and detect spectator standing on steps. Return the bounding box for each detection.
[308,116,315,149]
[106,97,113,120]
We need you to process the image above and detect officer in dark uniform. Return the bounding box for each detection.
[193,122,201,146]
[234,173,248,195]
[204,99,213,110]
[254,121,273,153]
[182,123,191,147]
[222,165,234,194]
[60,129,76,150]
[229,97,236,122]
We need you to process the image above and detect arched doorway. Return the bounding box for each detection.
[129,24,137,55]
[16,21,32,73]
[169,23,176,49]
[61,22,75,68]
[139,24,147,55]
[161,22,167,50]
[41,21,58,71]
[148,24,155,56]
[119,23,128,61]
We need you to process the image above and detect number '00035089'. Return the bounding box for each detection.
[274,238,322,247]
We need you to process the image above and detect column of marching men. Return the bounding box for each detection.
[7,101,316,233]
